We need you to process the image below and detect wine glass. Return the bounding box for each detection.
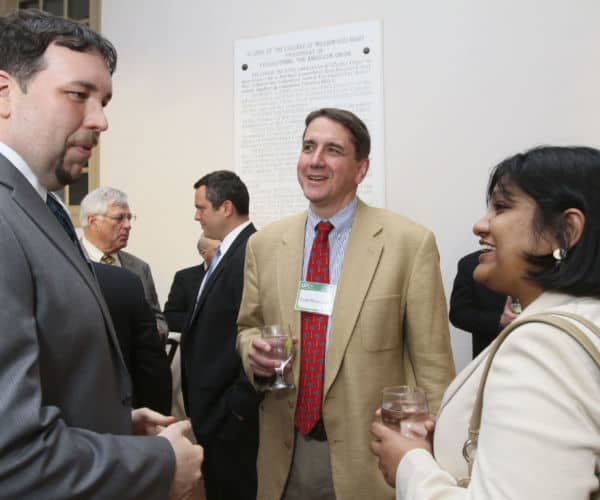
[381,385,429,438]
[260,324,295,391]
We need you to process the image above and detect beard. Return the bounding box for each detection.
[54,157,78,186]
[53,137,94,186]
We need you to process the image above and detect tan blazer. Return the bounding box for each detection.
[237,200,455,500]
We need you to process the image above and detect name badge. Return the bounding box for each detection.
[295,281,337,316]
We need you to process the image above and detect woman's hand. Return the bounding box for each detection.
[370,410,435,487]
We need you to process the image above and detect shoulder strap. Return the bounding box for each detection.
[462,311,600,482]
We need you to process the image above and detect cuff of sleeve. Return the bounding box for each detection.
[396,448,439,494]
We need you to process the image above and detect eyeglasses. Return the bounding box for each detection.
[97,213,136,224]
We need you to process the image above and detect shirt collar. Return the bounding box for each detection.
[218,220,252,258]
[80,236,121,265]
[307,197,358,233]
[0,142,47,200]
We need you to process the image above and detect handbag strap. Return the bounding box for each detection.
[462,311,600,479]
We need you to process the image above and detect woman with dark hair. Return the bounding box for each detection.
[371,146,600,499]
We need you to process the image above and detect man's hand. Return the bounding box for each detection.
[160,420,204,500]
[500,296,518,328]
[131,407,176,436]
[248,336,297,377]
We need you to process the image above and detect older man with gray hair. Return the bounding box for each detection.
[80,186,168,337]
[165,234,220,334]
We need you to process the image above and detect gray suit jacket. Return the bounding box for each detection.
[118,250,169,336]
[0,154,175,499]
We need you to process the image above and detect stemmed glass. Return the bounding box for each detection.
[381,385,429,438]
[260,324,295,391]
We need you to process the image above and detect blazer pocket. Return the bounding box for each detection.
[359,296,403,352]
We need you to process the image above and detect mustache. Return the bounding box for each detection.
[67,132,99,149]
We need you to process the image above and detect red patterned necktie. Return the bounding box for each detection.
[295,221,334,435]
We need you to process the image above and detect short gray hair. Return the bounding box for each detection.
[80,186,128,228]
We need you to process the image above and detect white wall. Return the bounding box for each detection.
[101,0,600,371]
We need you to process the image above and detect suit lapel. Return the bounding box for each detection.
[192,223,257,319]
[0,157,128,376]
[191,266,206,299]
[437,351,487,414]
[277,213,307,382]
[118,251,132,269]
[6,165,96,292]
[323,201,383,398]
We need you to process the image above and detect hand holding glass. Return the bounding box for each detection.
[381,386,429,439]
[260,324,295,391]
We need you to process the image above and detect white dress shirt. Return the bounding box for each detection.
[80,236,122,266]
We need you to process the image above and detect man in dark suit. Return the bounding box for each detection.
[182,170,260,500]
[94,263,172,414]
[165,235,220,333]
[165,234,219,427]
[0,10,202,498]
[449,250,516,357]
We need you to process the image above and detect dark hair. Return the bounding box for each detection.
[194,170,249,216]
[0,9,117,91]
[303,108,371,160]
[487,146,600,296]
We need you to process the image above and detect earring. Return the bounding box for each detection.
[552,248,566,263]
[510,298,522,315]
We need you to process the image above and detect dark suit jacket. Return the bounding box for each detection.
[181,223,260,446]
[449,250,507,357]
[164,264,206,333]
[0,154,174,499]
[118,250,169,336]
[94,263,172,414]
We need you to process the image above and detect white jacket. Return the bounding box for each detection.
[397,291,600,499]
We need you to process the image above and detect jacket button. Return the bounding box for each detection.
[284,441,292,449]
[121,395,132,406]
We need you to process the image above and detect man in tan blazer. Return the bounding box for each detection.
[237,108,455,499]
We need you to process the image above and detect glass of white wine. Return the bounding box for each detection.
[260,324,295,391]
[381,385,429,439]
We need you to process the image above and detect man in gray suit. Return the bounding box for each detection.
[80,186,169,337]
[0,9,202,498]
